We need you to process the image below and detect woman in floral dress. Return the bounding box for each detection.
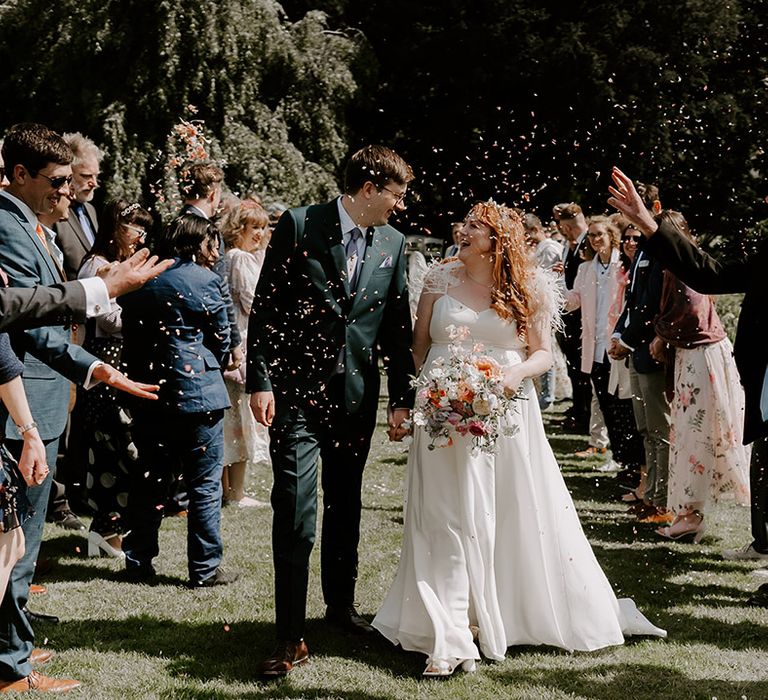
[651,211,750,542]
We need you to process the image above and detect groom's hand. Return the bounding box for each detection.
[250,390,275,426]
[387,407,411,442]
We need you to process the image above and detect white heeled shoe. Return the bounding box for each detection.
[87,530,126,560]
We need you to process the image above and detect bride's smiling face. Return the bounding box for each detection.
[458,217,493,261]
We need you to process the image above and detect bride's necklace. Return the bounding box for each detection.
[465,271,493,288]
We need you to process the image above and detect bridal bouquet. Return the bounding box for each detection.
[410,325,524,454]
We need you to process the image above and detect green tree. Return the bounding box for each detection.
[0,0,367,211]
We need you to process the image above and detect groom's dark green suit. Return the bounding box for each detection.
[247,198,415,640]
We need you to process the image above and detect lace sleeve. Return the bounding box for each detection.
[421,258,464,295]
[528,267,564,334]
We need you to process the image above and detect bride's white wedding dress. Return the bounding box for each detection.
[373,288,665,667]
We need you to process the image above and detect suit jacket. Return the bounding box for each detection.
[119,258,231,414]
[0,282,88,332]
[645,220,768,444]
[561,233,590,340]
[54,201,98,280]
[613,239,664,374]
[0,197,99,440]
[246,199,415,414]
[179,204,242,348]
[565,255,627,374]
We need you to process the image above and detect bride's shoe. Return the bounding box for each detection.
[656,511,705,543]
[423,658,477,677]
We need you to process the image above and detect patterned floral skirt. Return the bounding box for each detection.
[666,337,750,512]
[71,336,137,535]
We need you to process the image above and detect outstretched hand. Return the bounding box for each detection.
[607,167,658,237]
[91,363,160,400]
[98,248,174,298]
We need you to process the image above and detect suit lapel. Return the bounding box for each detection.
[0,198,63,283]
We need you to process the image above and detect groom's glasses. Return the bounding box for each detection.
[381,185,408,205]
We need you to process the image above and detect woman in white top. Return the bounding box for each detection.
[563,215,644,476]
[219,200,271,507]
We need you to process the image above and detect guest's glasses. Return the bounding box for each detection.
[123,224,147,241]
[33,171,73,189]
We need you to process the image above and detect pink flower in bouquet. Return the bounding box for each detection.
[457,381,475,403]
[446,412,463,426]
[468,421,486,437]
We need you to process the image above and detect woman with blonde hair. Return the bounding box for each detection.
[220,199,271,506]
[373,201,664,677]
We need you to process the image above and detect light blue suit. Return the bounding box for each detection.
[0,196,99,682]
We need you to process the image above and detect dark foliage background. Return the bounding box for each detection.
[1,0,766,250]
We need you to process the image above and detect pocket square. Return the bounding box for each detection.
[378,256,393,268]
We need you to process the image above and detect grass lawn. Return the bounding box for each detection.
[29,398,768,700]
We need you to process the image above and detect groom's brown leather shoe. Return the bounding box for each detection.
[325,605,375,635]
[260,640,309,678]
[0,671,80,693]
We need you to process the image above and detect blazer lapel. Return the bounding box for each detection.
[68,206,92,254]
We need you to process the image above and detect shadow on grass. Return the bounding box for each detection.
[488,661,768,700]
[50,614,424,690]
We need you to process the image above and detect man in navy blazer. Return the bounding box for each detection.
[0,123,162,693]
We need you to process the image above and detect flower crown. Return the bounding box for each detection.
[120,203,141,218]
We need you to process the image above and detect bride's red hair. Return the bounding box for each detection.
[468,200,535,337]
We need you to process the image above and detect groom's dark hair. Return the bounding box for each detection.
[344,144,414,194]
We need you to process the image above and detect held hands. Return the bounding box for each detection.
[250,391,275,427]
[91,363,161,400]
[387,406,411,442]
[98,248,174,298]
[17,429,49,487]
[607,167,658,237]
[607,337,630,361]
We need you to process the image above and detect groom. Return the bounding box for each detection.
[247,145,416,677]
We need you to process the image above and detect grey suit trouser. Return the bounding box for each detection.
[0,439,58,681]
[628,361,670,507]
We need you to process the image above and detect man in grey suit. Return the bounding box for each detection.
[53,133,101,281]
[0,123,166,694]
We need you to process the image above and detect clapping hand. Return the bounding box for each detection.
[98,248,174,298]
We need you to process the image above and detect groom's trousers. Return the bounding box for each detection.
[268,373,378,641]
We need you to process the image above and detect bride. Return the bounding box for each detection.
[373,201,665,676]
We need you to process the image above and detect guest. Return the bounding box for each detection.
[120,214,236,587]
[444,221,462,257]
[73,199,153,558]
[650,211,750,542]
[524,212,562,410]
[608,183,671,518]
[220,199,270,507]
[563,215,644,479]
[54,133,101,280]
[553,202,592,434]
[607,169,768,601]
[0,123,162,690]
